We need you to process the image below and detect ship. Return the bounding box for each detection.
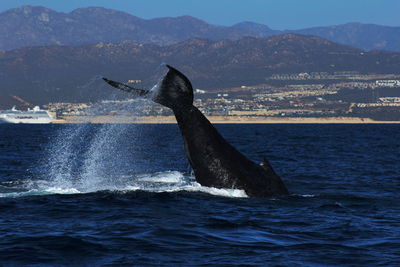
[0,106,53,124]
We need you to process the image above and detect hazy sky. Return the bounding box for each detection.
[0,0,399,29]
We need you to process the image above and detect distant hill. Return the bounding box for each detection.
[0,6,253,50]
[1,34,400,107]
[1,6,400,52]
[294,23,400,52]
[231,22,280,37]
[233,22,400,52]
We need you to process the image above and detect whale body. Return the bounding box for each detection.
[103,65,288,197]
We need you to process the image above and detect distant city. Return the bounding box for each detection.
[44,73,400,122]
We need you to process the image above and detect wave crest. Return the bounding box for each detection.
[0,171,248,198]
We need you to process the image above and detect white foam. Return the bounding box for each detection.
[137,171,184,183]
[43,187,81,194]
[128,172,247,197]
[0,192,29,198]
[0,188,80,198]
[124,185,141,191]
[123,179,247,198]
[293,194,316,198]
[2,171,248,198]
[167,182,248,198]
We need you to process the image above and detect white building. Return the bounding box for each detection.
[375,80,400,87]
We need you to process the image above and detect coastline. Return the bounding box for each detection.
[54,116,400,124]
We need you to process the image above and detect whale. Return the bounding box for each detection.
[103,65,288,197]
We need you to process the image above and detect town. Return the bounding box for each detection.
[45,72,400,122]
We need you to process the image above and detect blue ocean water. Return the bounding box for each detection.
[0,124,399,266]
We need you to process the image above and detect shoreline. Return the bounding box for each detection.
[54,116,400,124]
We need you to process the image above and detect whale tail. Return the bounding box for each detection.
[153,65,194,110]
[102,77,150,97]
[103,65,193,111]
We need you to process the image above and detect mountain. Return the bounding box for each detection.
[231,22,280,37]
[1,34,400,107]
[294,23,400,52]
[1,6,400,52]
[233,22,400,52]
[0,6,253,50]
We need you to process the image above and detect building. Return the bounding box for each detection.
[375,80,400,87]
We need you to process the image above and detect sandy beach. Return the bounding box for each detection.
[55,115,400,124]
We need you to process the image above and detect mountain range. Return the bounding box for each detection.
[1,6,400,52]
[1,34,400,107]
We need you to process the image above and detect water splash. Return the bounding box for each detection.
[43,99,148,192]
[77,75,104,89]
[0,171,248,198]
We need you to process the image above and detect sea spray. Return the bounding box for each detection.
[38,67,172,193]
[79,123,137,191]
[45,123,92,189]
[43,99,149,192]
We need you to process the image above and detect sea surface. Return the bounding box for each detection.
[0,123,399,266]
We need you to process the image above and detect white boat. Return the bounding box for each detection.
[0,106,52,124]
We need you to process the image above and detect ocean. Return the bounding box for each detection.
[0,124,399,266]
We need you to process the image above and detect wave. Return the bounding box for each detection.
[291,194,316,198]
[0,171,247,199]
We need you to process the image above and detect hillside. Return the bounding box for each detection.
[0,6,400,52]
[234,22,400,52]
[0,6,253,50]
[1,34,400,107]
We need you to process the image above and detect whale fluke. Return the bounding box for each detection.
[102,77,150,97]
[152,65,194,110]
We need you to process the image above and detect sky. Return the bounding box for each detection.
[0,0,399,30]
